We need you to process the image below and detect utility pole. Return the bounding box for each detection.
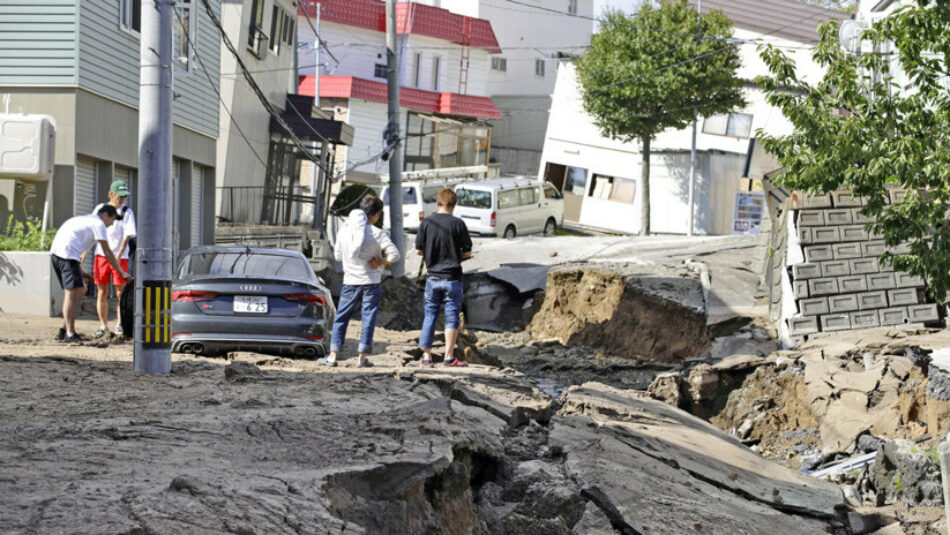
[310,3,321,230]
[134,0,174,373]
[386,0,406,278]
[687,0,701,237]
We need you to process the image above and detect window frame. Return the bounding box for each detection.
[119,0,142,36]
[535,58,545,77]
[413,52,422,88]
[491,57,507,72]
[568,0,578,15]
[432,56,441,91]
[247,0,267,57]
[269,5,283,56]
[173,0,197,74]
[702,112,754,138]
[374,63,388,79]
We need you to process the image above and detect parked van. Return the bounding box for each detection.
[379,181,448,232]
[453,178,564,238]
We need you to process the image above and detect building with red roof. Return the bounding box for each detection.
[297,0,503,183]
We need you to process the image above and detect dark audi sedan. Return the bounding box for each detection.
[172,246,335,358]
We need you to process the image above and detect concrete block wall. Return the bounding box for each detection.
[783,191,940,342]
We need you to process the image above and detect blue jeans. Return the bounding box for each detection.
[419,277,463,350]
[330,284,382,354]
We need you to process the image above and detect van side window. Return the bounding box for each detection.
[544,184,561,199]
[384,187,418,205]
[518,187,538,206]
[498,189,519,209]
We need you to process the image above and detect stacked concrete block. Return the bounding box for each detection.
[784,190,940,342]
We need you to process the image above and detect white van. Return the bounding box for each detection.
[454,178,564,238]
[379,181,448,233]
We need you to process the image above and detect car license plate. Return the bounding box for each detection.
[233,295,267,313]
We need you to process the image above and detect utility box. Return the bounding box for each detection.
[0,114,55,181]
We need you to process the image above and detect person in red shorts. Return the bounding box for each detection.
[83,180,136,338]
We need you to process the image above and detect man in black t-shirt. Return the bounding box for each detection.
[415,188,473,367]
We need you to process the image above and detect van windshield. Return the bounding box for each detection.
[457,188,492,209]
[383,187,418,205]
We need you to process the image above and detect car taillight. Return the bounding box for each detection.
[491,211,496,228]
[284,294,327,306]
[419,211,424,222]
[172,290,218,302]
[172,333,190,338]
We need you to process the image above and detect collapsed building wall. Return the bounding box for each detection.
[768,190,941,346]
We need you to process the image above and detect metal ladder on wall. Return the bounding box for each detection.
[458,16,472,94]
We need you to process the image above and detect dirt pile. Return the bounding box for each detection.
[378,276,427,330]
[526,263,709,363]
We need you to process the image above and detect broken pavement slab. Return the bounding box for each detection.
[527,263,709,363]
[557,383,845,519]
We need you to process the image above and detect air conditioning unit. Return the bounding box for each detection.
[0,114,55,182]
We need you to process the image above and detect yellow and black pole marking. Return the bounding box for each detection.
[142,280,172,348]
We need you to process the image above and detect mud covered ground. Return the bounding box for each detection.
[0,314,851,535]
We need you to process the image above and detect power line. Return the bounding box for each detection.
[174,7,268,170]
[297,0,339,68]
[199,0,334,177]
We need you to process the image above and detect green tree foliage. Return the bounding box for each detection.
[0,215,56,251]
[574,1,745,235]
[757,2,950,300]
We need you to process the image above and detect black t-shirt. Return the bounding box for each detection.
[415,213,473,281]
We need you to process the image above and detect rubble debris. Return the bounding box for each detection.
[378,276,427,331]
[223,360,262,382]
[870,439,943,507]
[527,263,709,363]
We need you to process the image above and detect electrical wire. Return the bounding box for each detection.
[297,0,340,68]
[174,7,268,170]
[199,0,334,176]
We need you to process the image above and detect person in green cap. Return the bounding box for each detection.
[81,180,136,338]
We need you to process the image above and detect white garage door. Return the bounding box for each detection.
[190,165,203,247]
[74,158,96,216]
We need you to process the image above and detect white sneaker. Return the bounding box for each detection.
[114,325,124,337]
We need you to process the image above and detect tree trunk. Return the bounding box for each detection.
[640,135,651,236]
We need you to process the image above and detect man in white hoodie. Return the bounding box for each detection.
[319,194,400,367]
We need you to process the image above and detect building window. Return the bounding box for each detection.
[284,14,295,46]
[491,57,507,72]
[565,166,587,195]
[702,113,753,138]
[589,174,636,204]
[404,112,491,170]
[173,0,196,72]
[247,0,266,56]
[568,0,578,15]
[374,63,388,79]
[535,59,545,77]
[269,5,283,55]
[120,0,141,33]
[432,57,441,91]
[413,53,422,88]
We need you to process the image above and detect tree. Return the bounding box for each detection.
[757,2,950,299]
[574,1,745,235]
[795,0,854,12]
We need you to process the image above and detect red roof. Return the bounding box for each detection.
[299,75,504,120]
[299,0,501,54]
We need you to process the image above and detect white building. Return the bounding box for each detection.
[538,0,851,235]
[414,0,595,176]
[297,0,503,184]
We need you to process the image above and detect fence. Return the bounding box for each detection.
[217,185,325,228]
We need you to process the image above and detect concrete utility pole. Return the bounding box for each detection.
[134,0,174,373]
[687,0,701,237]
[386,0,406,277]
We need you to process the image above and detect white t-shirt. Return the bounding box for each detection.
[50,214,109,261]
[92,203,136,259]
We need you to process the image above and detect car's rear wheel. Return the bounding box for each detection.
[503,225,517,239]
[543,217,557,236]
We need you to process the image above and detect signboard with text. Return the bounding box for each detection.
[732,191,766,235]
